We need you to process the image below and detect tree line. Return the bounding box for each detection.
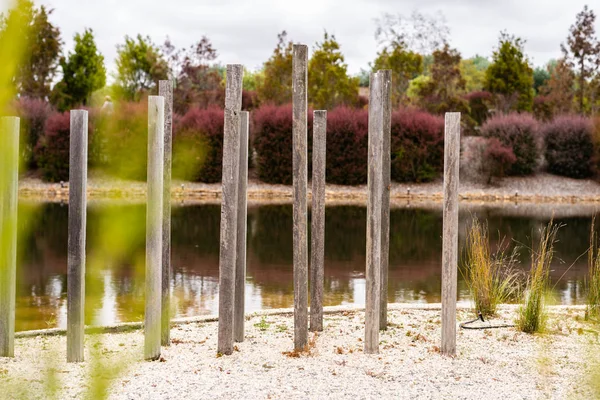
[1,0,600,118]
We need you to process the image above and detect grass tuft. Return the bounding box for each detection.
[587,218,600,322]
[462,218,520,318]
[516,221,559,333]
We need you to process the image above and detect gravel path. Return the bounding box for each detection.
[17,172,600,204]
[1,305,599,399]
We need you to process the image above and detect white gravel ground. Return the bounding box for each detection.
[1,305,599,400]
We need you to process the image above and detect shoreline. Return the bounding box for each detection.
[17,172,600,204]
[2,304,598,399]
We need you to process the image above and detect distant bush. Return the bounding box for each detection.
[391,109,444,182]
[174,107,224,183]
[13,97,54,168]
[252,104,313,185]
[481,113,540,176]
[95,102,148,181]
[325,107,368,185]
[543,115,595,179]
[485,138,517,182]
[465,91,492,129]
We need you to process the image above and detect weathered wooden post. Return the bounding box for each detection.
[293,44,308,350]
[234,111,249,343]
[379,70,392,330]
[159,80,173,346]
[441,112,461,356]
[217,64,243,355]
[67,110,88,363]
[0,117,19,358]
[365,72,384,354]
[310,110,326,332]
[145,96,165,361]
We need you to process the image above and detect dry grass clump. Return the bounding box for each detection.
[462,218,520,318]
[516,222,559,333]
[587,218,600,322]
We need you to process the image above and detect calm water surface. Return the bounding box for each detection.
[15,202,592,331]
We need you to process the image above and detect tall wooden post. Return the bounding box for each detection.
[234,111,249,343]
[217,64,243,355]
[441,112,461,356]
[310,110,326,332]
[365,72,383,354]
[0,117,19,358]
[145,96,165,361]
[292,44,308,350]
[159,80,173,346]
[379,70,392,330]
[67,110,88,362]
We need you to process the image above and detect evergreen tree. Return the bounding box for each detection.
[256,31,293,105]
[484,32,534,112]
[308,32,359,110]
[51,28,106,110]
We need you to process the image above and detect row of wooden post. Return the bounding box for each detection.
[0,47,462,360]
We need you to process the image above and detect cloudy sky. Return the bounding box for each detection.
[21,0,600,76]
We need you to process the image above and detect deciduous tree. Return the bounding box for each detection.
[256,31,293,105]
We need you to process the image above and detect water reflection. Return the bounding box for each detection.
[15,202,595,331]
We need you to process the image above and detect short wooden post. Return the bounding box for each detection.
[145,96,165,361]
[365,72,384,354]
[310,110,326,332]
[234,111,249,343]
[293,44,309,350]
[159,80,173,346]
[67,110,88,363]
[0,117,19,358]
[441,112,461,356]
[379,70,392,330]
[217,64,243,355]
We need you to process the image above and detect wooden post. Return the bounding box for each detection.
[292,44,308,350]
[159,80,173,346]
[145,96,165,361]
[365,72,384,354]
[67,110,88,362]
[441,112,461,356]
[217,64,243,355]
[379,70,392,330]
[234,111,249,343]
[0,117,19,358]
[310,110,326,332]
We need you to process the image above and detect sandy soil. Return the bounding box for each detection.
[1,304,599,399]
[17,171,600,205]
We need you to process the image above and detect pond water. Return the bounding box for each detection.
[14,201,594,331]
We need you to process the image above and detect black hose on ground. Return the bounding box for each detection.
[459,311,515,330]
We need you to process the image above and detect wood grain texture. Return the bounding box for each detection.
[145,97,165,361]
[293,44,309,350]
[159,81,173,346]
[365,72,383,354]
[234,111,249,343]
[67,110,88,362]
[0,117,19,358]
[441,112,461,356]
[310,110,327,332]
[218,65,243,355]
[379,69,392,330]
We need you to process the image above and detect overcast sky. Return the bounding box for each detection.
[15,0,600,76]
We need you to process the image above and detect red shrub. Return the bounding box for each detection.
[252,104,313,185]
[485,138,517,182]
[13,97,54,168]
[34,112,72,182]
[325,107,368,185]
[242,90,258,110]
[481,113,540,176]
[391,109,444,182]
[543,115,595,179]
[174,106,225,183]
